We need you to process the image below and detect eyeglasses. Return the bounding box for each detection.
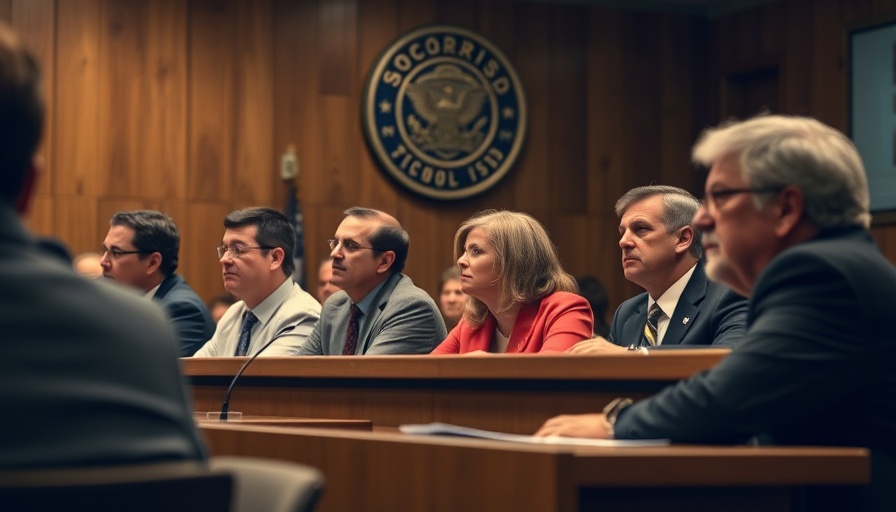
[327,239,378,253]
[104,248,152,259]
[700,187,783,210]
[216,244,273,259]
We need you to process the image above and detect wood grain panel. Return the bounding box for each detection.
[318,0,357,96]
[621,12,665,192]
[512,2,551,211]
[188,0,236,202]
[658,16,699,190]
[547,5,588,214]
[54,198,100,256]
[355,0,399,216]
[180,202,232,302]
[23,197,54,238]
[586,8,625,217]
[97,0,147,197]
[232,0,275,207]
[809,0,843,126]
[14,0,896,307]
[781,0,813,114]
[142,0,188,200]
[397,0,434,32]
[319,95,360,206]
[435,0,477,27]
[55,0,101,199]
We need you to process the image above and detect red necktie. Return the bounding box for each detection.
[342,304,362,355]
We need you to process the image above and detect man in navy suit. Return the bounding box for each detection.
[101,210,215,356]
[568,185,747,354]
[538,115,896,511]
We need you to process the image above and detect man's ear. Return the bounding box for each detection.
[772,186,804,238]
[15,158,39,215]
[376,251,396,274]
[268,247,286,270]
[145,252,163,275]
[674,225,694,255]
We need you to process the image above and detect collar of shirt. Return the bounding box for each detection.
[353,277,389,332]
[145,283,161,299]
[248,277,295,328]
[649,263,697,344]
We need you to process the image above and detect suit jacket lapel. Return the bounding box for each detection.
[153,274,179,300]
[357,273,403,354]
[623,300,648,346]
[663,263,707,345]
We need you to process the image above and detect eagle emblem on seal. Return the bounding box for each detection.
[363,25,527,200]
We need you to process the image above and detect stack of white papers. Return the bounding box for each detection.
[399,422,669,447]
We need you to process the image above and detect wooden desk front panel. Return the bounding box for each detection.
[200,424,869,512]
[185,351,729,434]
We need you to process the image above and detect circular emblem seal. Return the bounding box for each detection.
[363,25,527,200]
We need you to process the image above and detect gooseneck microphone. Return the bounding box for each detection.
[219,325,296,421]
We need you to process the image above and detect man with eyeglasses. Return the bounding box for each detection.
[537,115,896,511]
[566,185,747,354]
[194,207,321,357]
[101,210,215,356]
[297,206,446,355]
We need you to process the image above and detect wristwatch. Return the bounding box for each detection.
[602,397,633,438]
[627,344,649,354]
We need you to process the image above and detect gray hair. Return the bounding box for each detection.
[615,185,703,259]
[692,115,870,229]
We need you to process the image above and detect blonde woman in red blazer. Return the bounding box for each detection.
[431,210,593,354]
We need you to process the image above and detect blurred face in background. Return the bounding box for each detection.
[439,277,467,325]
[210,302,230,324]
[74,253,103,279]
[317,260,339,304]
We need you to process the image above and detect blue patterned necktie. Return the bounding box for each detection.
[342,304,363,355]
[234,311,259,356]
[642,303,663,346]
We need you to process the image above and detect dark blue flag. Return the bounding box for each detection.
[282,145,304,288]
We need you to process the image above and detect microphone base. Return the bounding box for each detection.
[195,411,244,422]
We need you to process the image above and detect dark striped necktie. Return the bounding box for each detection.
[642,303,663,346]
[342,304,363,355]
[234,311,258,356]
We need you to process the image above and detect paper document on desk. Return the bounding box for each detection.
[399,422,669,447]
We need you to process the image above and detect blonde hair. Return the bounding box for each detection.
[454,210,577,327]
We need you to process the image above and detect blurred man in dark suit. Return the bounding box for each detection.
[538,115,896,512]
[0,20,205,468]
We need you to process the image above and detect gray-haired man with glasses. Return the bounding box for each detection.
[297,206,446,355]
[194,208,321,357]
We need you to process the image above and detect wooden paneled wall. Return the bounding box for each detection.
[2,0,896,314]
[706,0,896,265]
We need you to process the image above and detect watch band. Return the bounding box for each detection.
[602,397,634,438]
